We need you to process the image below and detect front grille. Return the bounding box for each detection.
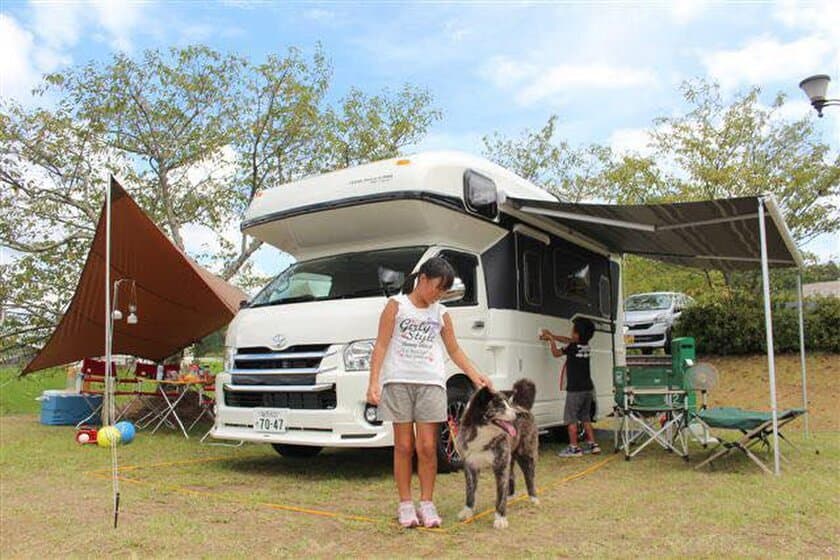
[632,334,665,342]
[628,323,653,330]
[224,387,337,410]
[232,345,330,376]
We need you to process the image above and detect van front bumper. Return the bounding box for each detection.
[210,371,394,448]
[625,322,669,349]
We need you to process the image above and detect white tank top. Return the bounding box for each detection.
[380,294,448,388]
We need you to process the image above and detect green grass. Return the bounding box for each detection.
[2,355,839,558]
[0,366,67,415]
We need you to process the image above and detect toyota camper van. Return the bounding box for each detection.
[211,151,625,470]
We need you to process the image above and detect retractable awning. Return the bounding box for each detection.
[503,194,803,270]
[22,178,248,374]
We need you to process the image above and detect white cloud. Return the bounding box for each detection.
[701,35,832,92]
[667,0,711,24]
[0,15,40,100]
[482,56,658,106]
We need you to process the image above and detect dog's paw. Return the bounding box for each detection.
[529,496,540,506]
[457,506,474,521]
[493,513,508,529]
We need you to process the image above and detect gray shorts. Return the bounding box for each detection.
[564,391,594,424]
[379,383,447,423]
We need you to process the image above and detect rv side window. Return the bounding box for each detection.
[438,250,479,307]
[523,250,542,306]
[553,250,590,300]
[599,275,611,318]
[463,170,498,220]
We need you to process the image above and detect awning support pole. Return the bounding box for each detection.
[797,272,809,438]
[103,177,112,426]
[758,198,781,475]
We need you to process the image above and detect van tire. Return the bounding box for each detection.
[271,444,323,459]
[437,385,471,473]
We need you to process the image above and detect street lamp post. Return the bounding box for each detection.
[799,74,840,117]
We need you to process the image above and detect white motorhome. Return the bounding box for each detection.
[211,151,625,470]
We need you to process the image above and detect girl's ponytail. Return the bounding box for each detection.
[401,272,419,294]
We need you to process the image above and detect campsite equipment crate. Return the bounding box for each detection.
[39,390,102,425]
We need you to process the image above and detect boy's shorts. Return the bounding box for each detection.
[564,391,594,424]
[379,382,447,423]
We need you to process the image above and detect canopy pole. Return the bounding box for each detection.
[757,198,781,475]
[103,178,112,426]
[797,273,809,438]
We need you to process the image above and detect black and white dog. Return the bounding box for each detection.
[454,379,539,529]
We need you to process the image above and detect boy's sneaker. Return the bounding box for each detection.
[584,442,602,455]
[416,501,442,528]
[397,501,419,528]
[558,445,583,457]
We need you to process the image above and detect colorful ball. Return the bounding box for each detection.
[114,421,136,445]
[77,433,90,444]
[97,426,122,447]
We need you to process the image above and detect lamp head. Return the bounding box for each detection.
[112,309,123,321]
[127,312,138,325]
[799,74,831,117]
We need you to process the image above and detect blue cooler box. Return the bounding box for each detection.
[39,390,102,425]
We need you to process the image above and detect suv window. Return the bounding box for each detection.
[438,250,479,307]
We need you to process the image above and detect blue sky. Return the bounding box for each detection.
[1,0,838,275]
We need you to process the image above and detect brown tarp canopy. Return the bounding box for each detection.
[23,178,247,374]
[505,194,803,271]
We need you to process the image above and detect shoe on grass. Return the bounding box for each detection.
[558,445,583,457]
[398,501,419,528]
[585,442,602,455]
[416,501,442,528]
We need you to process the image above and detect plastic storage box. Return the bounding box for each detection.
[39,390,102,426]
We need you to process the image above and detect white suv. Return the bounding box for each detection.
[623,292,695,354]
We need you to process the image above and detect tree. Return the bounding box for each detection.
[43,45,245,250]
[321,85,443,170]
[648,80,839,243]
[481,115,612,202]
[0,44,443,353]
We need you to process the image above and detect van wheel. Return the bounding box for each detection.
[271,444,323,459]
[437,386,471,473]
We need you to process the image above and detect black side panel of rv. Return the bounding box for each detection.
[481,234,517,310]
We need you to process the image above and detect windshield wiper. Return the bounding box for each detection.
[249,294,317,307]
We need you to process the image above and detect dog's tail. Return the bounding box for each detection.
[511,378,536,410]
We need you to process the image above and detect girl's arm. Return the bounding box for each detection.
[367,299,398,405]
[441,313,492,389]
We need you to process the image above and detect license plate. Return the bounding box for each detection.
[253,410,287,433]
[624,335,635,344]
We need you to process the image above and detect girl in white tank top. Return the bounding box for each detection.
[366,256,492,529]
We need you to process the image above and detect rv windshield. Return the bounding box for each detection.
[625,294,673,312]
[249,246,428,307]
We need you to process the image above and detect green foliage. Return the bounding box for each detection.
[673,294,840,355]
[1,44,442,354]
[481,114,612,202]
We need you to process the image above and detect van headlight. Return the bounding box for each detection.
[344,340,375,371]
[224,346,236,372]
[653,313,669,323]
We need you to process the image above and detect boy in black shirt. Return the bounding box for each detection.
[539,318,600,457]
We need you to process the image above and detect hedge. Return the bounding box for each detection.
[672,294,840,355]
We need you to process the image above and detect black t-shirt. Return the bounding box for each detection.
[563,343,593,392]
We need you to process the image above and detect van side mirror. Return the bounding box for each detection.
[441,277,466,303]
[378,266,405,295]
[239,299,249,309]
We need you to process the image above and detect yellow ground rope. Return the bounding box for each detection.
[85,452,617,532]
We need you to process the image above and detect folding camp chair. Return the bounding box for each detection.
[614,386,690,461]
[75,358,137,427]
[693,407,806,474]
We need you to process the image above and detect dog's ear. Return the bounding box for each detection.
[462,386,492,426]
